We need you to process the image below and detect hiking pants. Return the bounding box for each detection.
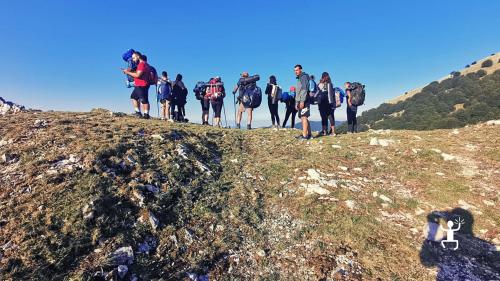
[318,103,335,129]
[283,106,297,128]
[347,105,358,133]
[268,98,280,125]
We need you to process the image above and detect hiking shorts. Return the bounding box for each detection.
[130,86,149,104]
[211,102,223,118]
[200,99,210,111]
[298,103,310,118]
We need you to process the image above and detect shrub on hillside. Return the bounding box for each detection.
[471,61,477,65]
[481,59,493,68]
[498,58,500,63]
[476,69,487,78]
[450,71,461,77]
[465,65,470,68]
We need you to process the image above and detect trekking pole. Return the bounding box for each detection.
[233,88,237,127]
[223,103,228,128]
[156,84,160,118]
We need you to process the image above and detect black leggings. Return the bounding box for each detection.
[211,102,223,118]
[347,105,358,133]
[318,103,335,129]
[282,106,297,128]
[268,99,280,125]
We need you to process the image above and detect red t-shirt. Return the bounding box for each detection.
[134,61,149,87]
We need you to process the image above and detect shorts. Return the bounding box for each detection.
[160,99,170,105]
[211,102,223,118]
[298,103,310,118]
[200,99,210,111]
[130,86,149,104]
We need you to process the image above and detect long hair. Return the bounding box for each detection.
[320,72,331,84]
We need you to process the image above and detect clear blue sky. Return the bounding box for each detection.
[1,0,499,125]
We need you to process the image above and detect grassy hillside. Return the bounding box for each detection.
[349,67,500,132]
[0,110,499,280]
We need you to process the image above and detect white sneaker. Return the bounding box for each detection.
[167,119,174,123]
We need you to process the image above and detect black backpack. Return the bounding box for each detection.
[349,82,366,106]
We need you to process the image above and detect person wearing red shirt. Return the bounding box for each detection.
[122,51,151,119]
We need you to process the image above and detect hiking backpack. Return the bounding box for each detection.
[122,49,137,87]
[206,79,225,102]
[270,84,282,104]
[308,79,317,94]
[148,66,158,86]
[242,85,262,108]
[157,80,172,101]
[194,81,208,100]
[330,87,345,108]
[349,82,366,106]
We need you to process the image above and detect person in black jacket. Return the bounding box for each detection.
[265,75,281,128]
[171,74,186,121]
[282,86,297,128]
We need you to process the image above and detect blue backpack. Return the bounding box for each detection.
[308,79,317,93]
[242,85,262,108]
[122,49,137,88]
[157,80,172,101]
[193,81,207,100]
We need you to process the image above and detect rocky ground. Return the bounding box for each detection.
[0,110,499,280]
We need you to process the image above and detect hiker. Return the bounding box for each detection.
[171,74,186,121]
[194,81,210,125]
[233,72,261,129]
[122,51,151,119]
[206,77,226,127]
[316,72,336,136]
[265,75,281,128]
[157,71,173,121]
[345,82,357,133]
[294,64,311,139]
[178,82,188,122]
[281,86,297,129]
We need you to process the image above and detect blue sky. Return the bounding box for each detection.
[1,0,499,125]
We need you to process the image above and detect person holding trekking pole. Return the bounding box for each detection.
[233,72,260,130]
[206,77,226,128]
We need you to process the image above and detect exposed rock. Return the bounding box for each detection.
[441,153,456,161]
[332,145,342,149]
[370,137,395,147]
[0,97,25,115]
[108,246,134,266]
[145,184,159,194]
[379,195,393,203]
[299,183,331,195]
[117,265,128,279]
[345,200,356,210]
[34,119,48,128]
[485,120,500,126]
[148,211,159,230]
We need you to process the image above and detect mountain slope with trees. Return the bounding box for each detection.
[351,53,500,132]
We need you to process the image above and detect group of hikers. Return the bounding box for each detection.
[121,49,366,139]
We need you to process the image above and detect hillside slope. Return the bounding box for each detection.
[0,111,499,280]
[389,52,500,104]
[351,64,500,132]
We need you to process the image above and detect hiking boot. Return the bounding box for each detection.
[236,123,241,129]
[143,113,150,119]
[296,135,310,140]
[247,124,251,130]
[134,112,142,118]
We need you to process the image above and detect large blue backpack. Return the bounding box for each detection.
[122,49,137,88]
[157,80,172,101]
[242,85,262,109]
